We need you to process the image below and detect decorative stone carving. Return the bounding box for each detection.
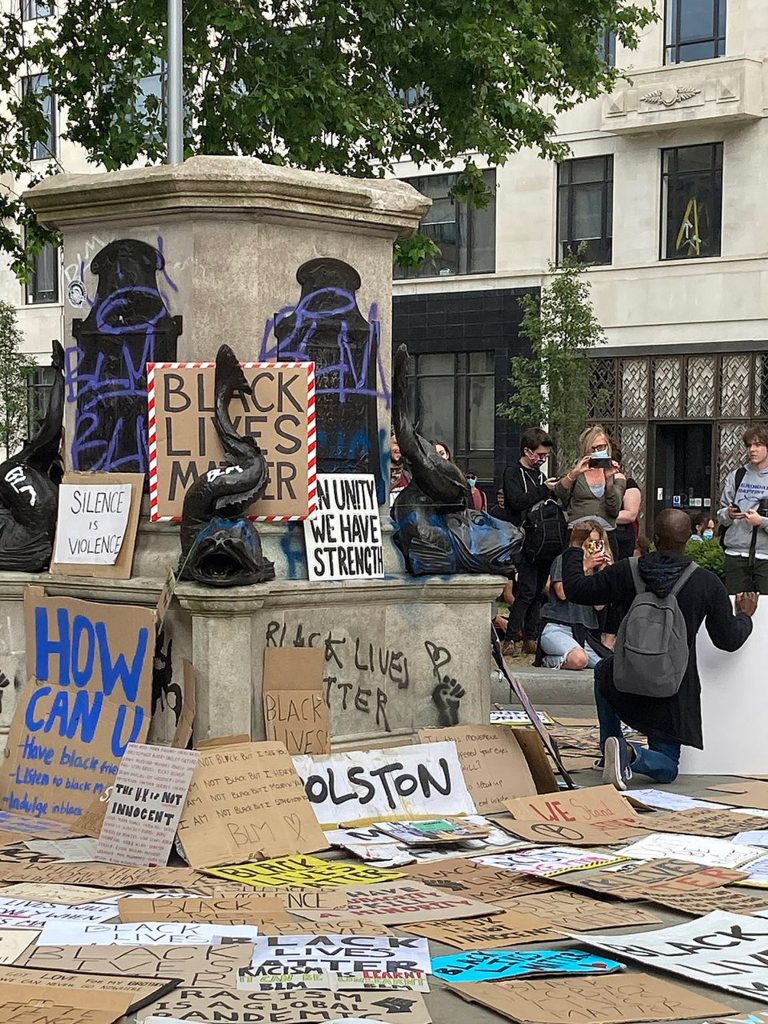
[641,87,701,108]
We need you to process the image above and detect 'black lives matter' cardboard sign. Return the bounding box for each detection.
[303,473,383,581]
[147,361,315,521]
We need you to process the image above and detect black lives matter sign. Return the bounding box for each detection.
[303,474,384,581]
[148,361,314,521]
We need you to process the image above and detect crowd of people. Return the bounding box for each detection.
[389,421,768,789]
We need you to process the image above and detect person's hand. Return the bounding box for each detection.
[544,477,558,491]
[604,460,618,482]
[583,550,608,574]
[729,504,745,520]
[568,456,591,480]
[736,592,759,617]
[744,508,766,528]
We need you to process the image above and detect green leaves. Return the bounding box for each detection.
[0,302,38,456]
[1,0,656,267]
[497,253,606,472]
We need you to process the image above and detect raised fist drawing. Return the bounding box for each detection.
[432,675,465,727]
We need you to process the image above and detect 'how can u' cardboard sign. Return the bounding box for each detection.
[147,361,316,521]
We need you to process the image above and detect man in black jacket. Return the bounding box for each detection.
[502,428,558,657]
[562,508,756,788]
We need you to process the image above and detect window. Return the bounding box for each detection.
[557,156,613,265]
[597,29,617,67]
[665,0,726,64]
[661,143,723,260]
[21,0,54,19]
[407,351,495,479]
[22,74,56,161]
[27,365,56,437]
[136,57,165,142]
[395,170,496,279]
[25,241,59,304]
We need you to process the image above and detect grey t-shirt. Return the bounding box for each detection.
[540,555,599,629]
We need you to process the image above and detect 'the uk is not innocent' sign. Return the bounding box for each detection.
[303,474,383,581]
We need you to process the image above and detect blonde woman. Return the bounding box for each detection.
[554,426,626,541]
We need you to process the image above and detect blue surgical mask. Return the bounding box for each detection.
[592,448,610,460]
[703,529,714,541]
[467,477,477,487]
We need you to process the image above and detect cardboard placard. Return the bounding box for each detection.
[177,740,328,869]
[205,855,402,890]
[450,973,734,1024]
[403,911,561,950]
[263,647,329,755]
[0,862,201,889]
[417,726,536,814]
[493,891,660,932]
[0,964,176,1017]
[403,858,555,904]
[290,879,499,926]
[118,893,285,922]
[0,883,116,904]
[0,588,154,823]
[51,473,143,579]
[303,473,384,581]
[640,807,768,837]
[0,895,117,929]
[504,785,637,827]
[707,781,768,810]
[3,1005,121,1024]
[619,832,763,869]
[136,988,432,1023]
[580,910,768,1004]
[171,661,196,750]
[253,915,394,936]
[512,729,558,794]
[95,743,199,867]
[560,860,744,902]
[431,949,624,984]
[500,819,640,846]
[645,886,768,916]
[293,741,476,827]
[0,928,36,964]
[23,942,254,987]
[147,360,315,521]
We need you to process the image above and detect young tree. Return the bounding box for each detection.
[0,302,37,456]
[497,253,607,472]
[0,1,655,272]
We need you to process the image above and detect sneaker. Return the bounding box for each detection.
[501,640,522,658]
[522,639,538,656]
[603,736,632,791]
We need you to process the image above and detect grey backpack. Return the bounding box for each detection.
[613,558,698,698]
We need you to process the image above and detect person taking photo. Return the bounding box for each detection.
[718,423,768,594]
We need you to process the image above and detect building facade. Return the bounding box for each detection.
[393,0,768,525]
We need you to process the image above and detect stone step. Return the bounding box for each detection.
[492,664,595,708]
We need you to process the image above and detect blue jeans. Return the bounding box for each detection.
[594,677,681,784]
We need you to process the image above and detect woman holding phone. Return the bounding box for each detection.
[553,426,626,545]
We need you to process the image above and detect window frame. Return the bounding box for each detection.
[22,73,56,161]
[664,0,726,65]
[556,154,614,266]
[408,350,495,477]
[21,0,55,20]
[27,364,56,438]
[597,28,617,67]
[660,142,723,261]
[395,170,496,280]
[24,238,59,305]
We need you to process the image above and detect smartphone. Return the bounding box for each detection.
[589,456,613,469]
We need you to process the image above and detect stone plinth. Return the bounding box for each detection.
[14,157,502,748]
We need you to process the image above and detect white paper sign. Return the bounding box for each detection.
[619,832,764,869]
[37,921,260,946]
[580,911,768,1004]
[24,838,100,862]
[303,474,383,582]
[293,742,476,827]
[53,483,133,565]
[474,847,626,877]
[627,788,722,812]
[0,928,37,964]
[734,831,768,848]
[246,935,431,976]
[0,897,117,929]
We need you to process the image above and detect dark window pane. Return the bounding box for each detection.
[469,377,494,449]
[22,0,54,18]
[416,377,454,446]
[679,0,715,40]
[597,29,616,67]
[25,241,59,304]
[27,366,56,436]
[678,40,719,61]
[23,74,56,160]
[662,143,723,260]
[557,156,613,266]
[665,0,726,64]
[570,157,608,184]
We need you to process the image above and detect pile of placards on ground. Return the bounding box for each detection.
[2,588,768,1021]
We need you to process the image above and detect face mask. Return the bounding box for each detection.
[528,452,547,468]
[703,529,714,541]
[592,448,610,460]
[467,477,477,487]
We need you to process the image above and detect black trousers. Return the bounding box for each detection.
[505,558,552,642]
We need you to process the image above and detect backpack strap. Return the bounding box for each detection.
[735,464,747,497]
[670,561,698,597]
[628,557,645,595]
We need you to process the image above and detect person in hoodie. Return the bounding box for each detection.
[501,427,559,657]
[562,508,756,789]
[718,423,768,594]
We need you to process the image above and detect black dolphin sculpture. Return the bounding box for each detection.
[391,344,523,576]
[0,338,64,572]
[178,344,275,587]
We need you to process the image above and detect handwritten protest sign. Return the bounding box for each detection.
[0,862,200,889]
[417,726,535,814]
[95,743,199,867]
[205,854,402,889]
[475,847,626,877]
[303,474,383,581]
[0,896,117,928]
[502,785,641,845]
[644,886,768,916]
[431,949,624,984]
[148,360,315,521]
[402,911,561,950]
[23,943,254,988]
[560,860,746,901]
[450,974,734,1024]
[4,1005,121,1024]
[290,879,499,926]
[0,964,176,1018]
[38,921,260,946]
[263,648,329,755]
[136,988,432,1023]
[489,891,659,931]
[293,742,476,827]
[580,911,768,1004]
[245,934,431,979]
[51,474,143,579]
[618,832,763,868]
[178,740,328,869]
[403,858,555,903]
[638,807,768,837]
[0,589,154,823]
[118,893,284,922]
[0,883,116,904]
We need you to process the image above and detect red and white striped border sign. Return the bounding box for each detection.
[147,360,316,523]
